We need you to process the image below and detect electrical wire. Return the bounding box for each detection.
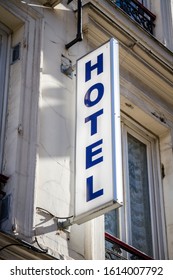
[36,207,73,220]
[0,241,46,254]
[34,237,48,253]
[0,231,48,255]
[0,243,29,253]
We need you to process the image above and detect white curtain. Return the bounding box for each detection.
[127,133,153,256]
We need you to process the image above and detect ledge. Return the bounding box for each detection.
[36,0,62,7]
[0,231,56,260]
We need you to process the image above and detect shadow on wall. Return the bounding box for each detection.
[34,4,86,259]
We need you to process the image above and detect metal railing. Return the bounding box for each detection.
[0,174,8,197]
[110,0,156,34]
[105,232,153,260]
[0,174,8,185]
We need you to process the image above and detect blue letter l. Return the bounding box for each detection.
[86,176,104,202]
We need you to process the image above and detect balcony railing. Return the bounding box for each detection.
[0,174,8,185]
[0,174,8,198]
[110,0,156,34]
[105,232,153,260]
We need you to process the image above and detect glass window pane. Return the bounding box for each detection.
[105,208,119,237]
[105,209,120,259]
[127,133,153,257]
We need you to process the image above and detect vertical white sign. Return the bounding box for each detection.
[74,38,123,224]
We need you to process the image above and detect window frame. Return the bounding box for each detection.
[123,118,159,257]
[105,114,166,259]
[0,22,10,171]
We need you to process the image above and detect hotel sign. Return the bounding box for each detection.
[74,38,123,224]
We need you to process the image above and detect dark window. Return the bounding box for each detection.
[111,0,156,34]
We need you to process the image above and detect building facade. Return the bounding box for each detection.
[0,0,173,260]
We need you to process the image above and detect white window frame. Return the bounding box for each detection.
[160,0,173,51]
[0,22,10,171]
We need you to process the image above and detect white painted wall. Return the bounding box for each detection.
[34,3,100,259]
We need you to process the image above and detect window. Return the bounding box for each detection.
[114,0,155,34]
[105,117,166,259]
[0,23,9,171]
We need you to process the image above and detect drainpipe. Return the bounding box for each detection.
[65,0,83,49]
